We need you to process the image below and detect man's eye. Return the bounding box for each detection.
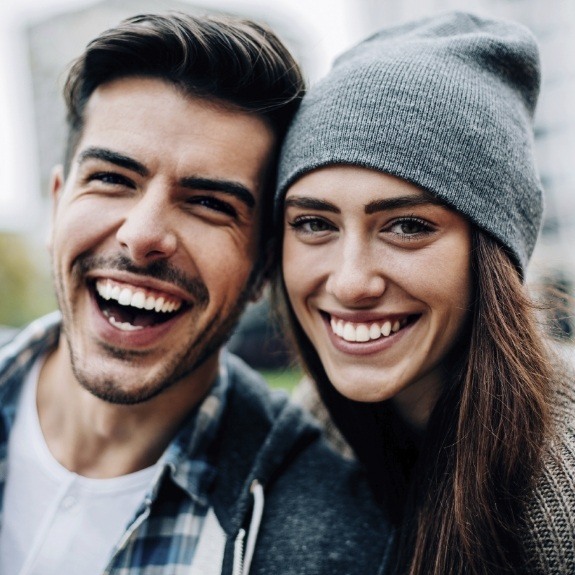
[188,196,237,217]
[89,172,133,187]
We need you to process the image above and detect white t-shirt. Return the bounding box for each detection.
[0,358,158,575]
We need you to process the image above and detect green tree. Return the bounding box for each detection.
[0,233,55,327]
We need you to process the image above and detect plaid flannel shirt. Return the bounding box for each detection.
[0,312,229,574]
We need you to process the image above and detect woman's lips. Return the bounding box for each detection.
[319,312,419,357]
[329,315,409,342]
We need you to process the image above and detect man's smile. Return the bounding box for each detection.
[48,76,272,405]
[94,278,186,331]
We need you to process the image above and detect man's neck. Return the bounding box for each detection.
[35,341,219,478]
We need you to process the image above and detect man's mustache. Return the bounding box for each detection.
[73,254,210,306]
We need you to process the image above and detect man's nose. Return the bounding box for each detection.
[115,190,177,265]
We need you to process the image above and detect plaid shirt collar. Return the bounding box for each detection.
[0,310,229,515]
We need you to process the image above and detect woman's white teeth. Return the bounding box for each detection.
[330,317,407,342]
[382,321,392,337]
[95,279,182,314]
[343,322,356,342]
[356,324,370,342]
[369,323,381,339]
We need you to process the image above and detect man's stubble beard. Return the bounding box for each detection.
[53,254,260,406]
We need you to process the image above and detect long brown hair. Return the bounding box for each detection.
[275,229,554,574]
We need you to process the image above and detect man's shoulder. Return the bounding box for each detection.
[265,427,387,525]
[0,327,17,348]
[221,351,377,493]
[222,351,298,426]
[0,314,60,362]
[0,313,60,401]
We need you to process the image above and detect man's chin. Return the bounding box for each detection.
[74,374,171,405]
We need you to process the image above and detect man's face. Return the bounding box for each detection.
[49,76,275,404]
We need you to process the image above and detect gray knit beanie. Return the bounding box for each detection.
[276,11,543,273]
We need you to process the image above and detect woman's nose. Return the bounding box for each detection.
[325,240,386,305]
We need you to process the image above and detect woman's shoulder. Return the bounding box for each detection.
[521,377,575,573]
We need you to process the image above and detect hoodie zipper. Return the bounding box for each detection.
[232,480,265,575]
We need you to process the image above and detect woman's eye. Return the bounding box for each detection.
[289,217,335,235]
[388,218,432,237]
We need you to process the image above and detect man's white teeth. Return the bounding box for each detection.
[107,315,143,331]
[330,317,407,342]
[118,288,132,306]
[95,279,182,313]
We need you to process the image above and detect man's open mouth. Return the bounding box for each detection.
[93,278,186,331]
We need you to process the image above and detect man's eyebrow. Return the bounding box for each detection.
[180,177,256,209]
[364,195,446,214]
[75,149,256,209]
[77,147,149,177]
[284,196,340,213]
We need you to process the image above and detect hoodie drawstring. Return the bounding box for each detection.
[232,529,245,575]
[232,480,265,575]
[243,480,264,573]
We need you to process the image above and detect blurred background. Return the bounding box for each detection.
[1,0,574,388]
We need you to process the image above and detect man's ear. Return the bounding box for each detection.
[46,165,65,252]
[50,165,65,203]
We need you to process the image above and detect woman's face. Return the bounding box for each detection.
[282,165,472,427]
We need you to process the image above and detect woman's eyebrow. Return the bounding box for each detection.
[284,196,340,213]
[285,194,447,215]
[365,195,445,214]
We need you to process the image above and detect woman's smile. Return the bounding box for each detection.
[327,313,412,343]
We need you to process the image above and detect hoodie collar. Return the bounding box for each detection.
[207,353,321,535]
